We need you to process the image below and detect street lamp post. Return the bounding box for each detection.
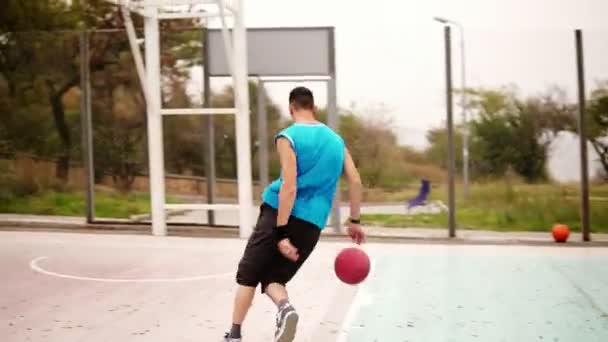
[434,16,470,197]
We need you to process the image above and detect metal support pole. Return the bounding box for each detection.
[575,29,591,242]
[257,80,269,189]
[233,0,254,238]
[203,29,216,226]
[144,10,167,236]
[444,26,457,238]
[327,28,341,232]
[79,31,95,223]
[121,5,150,104]
[433,18,469,198]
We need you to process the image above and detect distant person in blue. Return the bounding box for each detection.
[223,87,366,342]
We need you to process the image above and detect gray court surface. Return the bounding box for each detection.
[0,231,355,342]
[1,231,607,342]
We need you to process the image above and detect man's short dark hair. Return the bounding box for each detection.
[289,87,315,110]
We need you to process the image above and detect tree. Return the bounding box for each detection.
[162,60,205,176]
[0,0,206,189]
[201,87,435,188]
[430,86,573,182]
[508,101,550,182]
[208,82,284,180]
[316,108,418,188]
[586,83,608,179]
[509,89,575,182]
[425,126,463,173]
[0,0,130,180]
[0,1,83,180]
[86,3,204,190]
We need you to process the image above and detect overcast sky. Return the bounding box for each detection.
[196,0,608,181]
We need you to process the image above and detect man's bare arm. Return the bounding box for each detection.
[276,138,297,226]
[343,147,365,244]
[275,137,299,261]
[343,147,362,220]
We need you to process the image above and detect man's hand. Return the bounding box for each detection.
[347,223,366,245]
[277,238,299,262]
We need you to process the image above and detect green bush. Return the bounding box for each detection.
[0,160,39,202]
[0,162,14,203]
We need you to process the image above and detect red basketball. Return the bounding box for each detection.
[334,247,370,285]
[552,224,570,243]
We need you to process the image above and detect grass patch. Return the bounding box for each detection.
[0,190,155,219]
[95,192,154,218]
[362,182,608,233]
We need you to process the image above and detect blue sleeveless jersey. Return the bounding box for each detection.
[262,122,345,229]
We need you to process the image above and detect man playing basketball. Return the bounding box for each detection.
[223,86,366,342]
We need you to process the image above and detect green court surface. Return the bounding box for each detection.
[340,247,608,342]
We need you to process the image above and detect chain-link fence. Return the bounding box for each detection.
[1,25,607,236]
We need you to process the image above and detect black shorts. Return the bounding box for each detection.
[236,203,321,293]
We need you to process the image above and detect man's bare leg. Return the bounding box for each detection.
[265,283,289,305]
[265,283,298,342]
[227,285,255,339]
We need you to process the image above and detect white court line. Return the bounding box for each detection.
[29,256,232,283]
[336,256,377,342]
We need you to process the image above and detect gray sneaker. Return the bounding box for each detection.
[274,303,299,342]
[223,332,241,342]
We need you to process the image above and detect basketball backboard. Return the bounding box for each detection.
[207,27,334,77]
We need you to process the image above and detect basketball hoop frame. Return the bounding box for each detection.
[104,0,253,238]
[105,0,235,18]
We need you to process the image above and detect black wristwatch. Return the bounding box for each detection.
[275,224,289,242]
[349,217,361,224]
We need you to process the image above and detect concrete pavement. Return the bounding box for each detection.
[0,231,356,342]
[2,231,607,342]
